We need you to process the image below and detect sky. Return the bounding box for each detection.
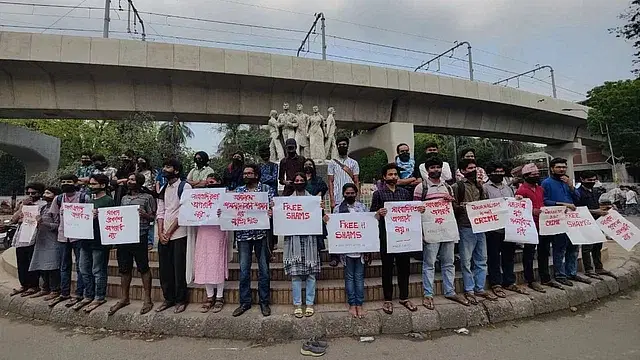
[0,0,636,155]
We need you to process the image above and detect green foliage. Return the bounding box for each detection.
[610,0,640,75]
[0,152,26,195]
[584,79,640,165]
[216,124,270,164]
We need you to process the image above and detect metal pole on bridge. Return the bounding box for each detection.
[103,0,111,38]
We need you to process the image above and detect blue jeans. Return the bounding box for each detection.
[551,234,578,280]
[292,275,316,306]
[147,223,155,248]
[59,241,84,298]
[79,245,109,301]
[423,242,456,297]
[237,238,270,306]
[344,256,365,306]
[458,227,488,293]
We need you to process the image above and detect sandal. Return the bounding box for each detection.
[65,297,81,308]
[528,282,546,293]
[504,284,529,295]
[305,306,315,317]
[20,288,39,297]
[83,299,107,313]
[422,297,434,310]
[445,294,470,306]
[475,291,498,301]
[329,259,339,267]
[399,300,417,312]
[211,298,224,313]
[174,303,187,314]
[200,297,214,313]
[48,295,69,308]
[464,292,478,305]
[382,301,394,314]
[29,290,50,299]
[44,292,60,302]
[491,285,507,298]
[140,302,154,315]
[72,298,93,311]
[108,300,131,316]
[155,301,174,313]
[10,287,27,297]
[294,306,304,318]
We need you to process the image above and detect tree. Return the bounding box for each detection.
[610,0,640,75]
[584,79,640,165]
[216,124,270,163]
[0,152,26,195]
[158,116,195,157]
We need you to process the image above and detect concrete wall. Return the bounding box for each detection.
[0,123,60,181]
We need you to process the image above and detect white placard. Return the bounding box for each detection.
[273,196,323,236]
[539,206,568,235]
[17,205,39,244]
[62,203,94,239]
[384,201,423,253]
[421,199,459,243]
[565,207,606,245]
[504,198,539,244]
[219,192,270,231]
[178,188,225,226]
[327,212,379,254]
[466,198,508,233]
[98,205,140,245]
[597,210,640,251]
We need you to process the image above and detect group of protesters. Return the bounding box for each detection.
[3,138,620,322]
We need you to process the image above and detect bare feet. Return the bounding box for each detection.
[355,306,366,318]
[348,305,358,318]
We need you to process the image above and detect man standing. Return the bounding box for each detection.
[576,171,616,280]
[156,159,192,313]
[541,158,591,286]
[452,159,497,304]
[328,137,360,267]
[625,186,638,215]
[259,146,279,254]
[187,151,215,188]
[483,162,530,297]
[279,139,305,196]
[231,164,274,317]
[76,151,94,185]
[109,173,156,315]
[395,143,418,193]
[515,163,558,291]
[371,163,424,315]
[417,142,452,183]
[413,155,468,309]
[47,174,90,308]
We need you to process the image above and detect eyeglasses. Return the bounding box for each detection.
[26,191,38,195]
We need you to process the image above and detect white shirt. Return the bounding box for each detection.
[626,190,637,204]
[157,180,192,240]
[328,157,360,204]
[419,161,452,182]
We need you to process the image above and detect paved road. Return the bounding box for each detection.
[0,289,639,360]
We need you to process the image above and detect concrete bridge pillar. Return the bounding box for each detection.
[348,122,415,163]
[545,141,582,179]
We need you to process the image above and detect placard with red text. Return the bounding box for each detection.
[465,198,508,234]
[565,207,606,245]
[98,205,140,245]
[597,210,640,251]
[421,199,459,243]
[384,201,423,253]
[62,203,94,239]
[539,206,568,235]
[219,192,270,231]
[504,198,538,244]
[326,212,379,254]
[273,196,323,236]
[17,205,39,244]
[178,188,225,226]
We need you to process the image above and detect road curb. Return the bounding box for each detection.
[1,250,639,340]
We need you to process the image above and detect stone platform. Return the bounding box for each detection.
[0,241,638,340]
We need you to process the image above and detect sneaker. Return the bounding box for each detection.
[232,305,250,317]
[301,341,326,357]
[556,278,573,287]
[309,339,328,348]
[596,269,617,279]
[569,275,592,284]
[585,271,603,280]
[260,303,271,317]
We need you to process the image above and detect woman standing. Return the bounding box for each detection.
[28,187,63,300]
[194,174,228,313]
[284,173,321,318]
[223,152,245,191]
[304,159,328,198]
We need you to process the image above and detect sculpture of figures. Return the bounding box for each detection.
[308,105,326,161]
[294,103,311,158]
[324,106,337,160]
[267,110,285,162]
[278,102,297,141]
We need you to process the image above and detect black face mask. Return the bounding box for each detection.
[582,182,596,189]
[206,183,224,188]
[344,196,356,204]
[286,148,296,157]
[30,195,40,202]
[428,171,442,179]
[489,175,504,184]
[162,171,177,179]
[127,183,139,190]
[525,176,540,184]
[552,173,564,179]
[293,183,306,191]
[137,162,147,170]
[81,160,92,166]
[61,184,76,194]
[338,147,348,156]
[398,153,410,162]
[94,162,105,170]
[464,170,477,180]
[233,158,243,166]
[42,196,54,203]
[244,177,257,185]
[304,166,314,174]
[195,159,205,168]
[385,178,397,185]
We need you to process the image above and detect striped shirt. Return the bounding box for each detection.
[328,157,359,205]
[413,178,453,201]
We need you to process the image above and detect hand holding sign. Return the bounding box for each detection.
[273,197,322,236]
[98,205,140,245]
[63,203,94,239]
[384,201,423,253]
[465,198,508,234]
[178,188,225,226]
[596,210,640,251]
[219,192,270,231]
[326,212,379,254]
[504,198,538,244]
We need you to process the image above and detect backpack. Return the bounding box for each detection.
[56,193,87,207]
[420,179,454,201]
[453,180,483,216]
[157,180,188,200]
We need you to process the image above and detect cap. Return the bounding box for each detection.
[285,138,297,147]
[521,163,538,175]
